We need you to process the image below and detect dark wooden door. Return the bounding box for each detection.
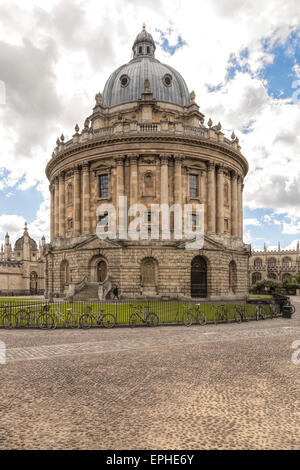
[191,256,207,298]
[97,261,107,282]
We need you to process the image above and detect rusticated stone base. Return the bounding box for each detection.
[45,235,250,301]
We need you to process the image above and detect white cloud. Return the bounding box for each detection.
[244,218,261,227]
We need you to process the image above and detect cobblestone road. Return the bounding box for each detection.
[0,299,300,449]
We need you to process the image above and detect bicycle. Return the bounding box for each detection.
[20,304,82,329]
[129,304,159,328]
[214,304,228,324]
[16,303,52,328]
[234,305,248,323]
[174,304,193,326]
[269,303,281,319]
[80,306,116,329]
[194,304,207,325]
[0,305,16,328]
[255,304,267,320]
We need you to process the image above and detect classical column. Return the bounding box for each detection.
[207,161,216,232]
[174,155,183,206]
[73,165,81,235]
[128,154,138,208]
[50,183,54,241]
[231,171,238,237]
[82,162,90,233]
[58,173,65,237]
[115,156,125,199]
[216,165,224,234]
[115,156,125,235]
[238,177,244,239]
[54,177,59,238]
[160,154,169,205]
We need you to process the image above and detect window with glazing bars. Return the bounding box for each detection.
[189,174,198,198]
[99,174,108,197]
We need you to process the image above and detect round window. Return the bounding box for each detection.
[163,74,172,87]
[120,74,130,87]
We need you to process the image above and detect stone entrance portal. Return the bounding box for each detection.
[97,260,107,282]
[191,256,207,298]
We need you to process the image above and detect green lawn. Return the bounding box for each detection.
[249,294,272,299]
[0,300,272,327]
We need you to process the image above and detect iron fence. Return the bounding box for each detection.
[0,298,280,328]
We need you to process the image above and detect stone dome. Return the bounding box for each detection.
[102,27,191,108]
[14,223,38,251]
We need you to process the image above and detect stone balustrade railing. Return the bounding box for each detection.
[54,122,240,157]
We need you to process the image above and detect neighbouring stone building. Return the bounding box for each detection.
[249,242,300,285]
[45,26,250,301]
[0,223,45,295]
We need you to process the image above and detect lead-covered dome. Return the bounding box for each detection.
[102,26,191,108]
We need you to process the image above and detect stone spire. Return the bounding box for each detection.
[4,233,10,260]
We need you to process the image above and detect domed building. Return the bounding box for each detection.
[0,223,45,295]
[45,26,250,300]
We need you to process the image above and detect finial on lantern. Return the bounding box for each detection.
[142,23,146,30]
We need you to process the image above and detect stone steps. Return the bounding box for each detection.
[72,282,99,301]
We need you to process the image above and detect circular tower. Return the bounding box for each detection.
[45,26,249,300]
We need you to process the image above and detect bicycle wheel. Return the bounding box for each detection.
[129,313,137,328]
[102,314,116,329]
[147,312,159,327]
[38,313,55,330]
[80,314,93,329]
[16,309,30,328]
[1,314,14,329]
[196,311,207,326]
[183,311,193,326]
[65,313,80,329]
[234,309,242,323]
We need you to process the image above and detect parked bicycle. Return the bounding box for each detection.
[234,305,248,323]
[174,304,193,326]
[214,304,228,324]
[255,304,267,320]
[0,305,16,328]
[194,304,207,325]
[129,304,159,327]
[80,306,116,329]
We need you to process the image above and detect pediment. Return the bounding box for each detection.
[74,235,122,250]
[175,234,226,251]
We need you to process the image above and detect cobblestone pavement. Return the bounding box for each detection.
[0,299,300,450]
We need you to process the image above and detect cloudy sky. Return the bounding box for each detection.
[0,0,300,251]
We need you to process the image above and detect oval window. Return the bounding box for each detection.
[120,74,130,87]
[162,74,172,87]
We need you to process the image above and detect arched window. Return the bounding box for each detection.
[229,260,237,293]
[268,258,276,269]
[30,271,38,294]
[139,46,142,54]
[282,272,292,281]
[254,258,262,269]
[268,272,277,280]
[282,257,292,269]
[67,183,73,205]
[252,272,261,284]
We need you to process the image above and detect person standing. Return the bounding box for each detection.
[113,285,119,300]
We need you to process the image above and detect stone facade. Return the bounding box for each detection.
[44,27,250,300]
[0,224,45,295]
[249,242,300,284]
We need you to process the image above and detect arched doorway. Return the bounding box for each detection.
[191,256,207,298]
[97,260,107,282]
[30,271,38,294]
